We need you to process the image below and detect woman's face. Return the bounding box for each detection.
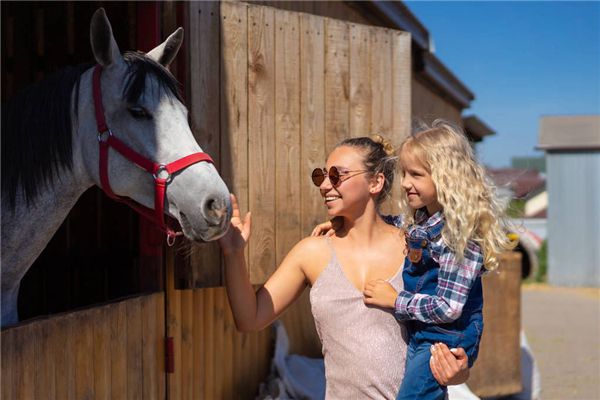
[319,146,372,216]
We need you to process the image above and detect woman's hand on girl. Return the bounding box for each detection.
[218,194,251,254]
[310,216,343,237]
[429,343,470,385]
[363,279,398,309]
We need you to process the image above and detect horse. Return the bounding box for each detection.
[1,9,231,327]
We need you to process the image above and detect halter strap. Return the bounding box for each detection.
[92,64,214,243]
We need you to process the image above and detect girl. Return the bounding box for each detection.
[219,135,471,399]
[362,121,515,400]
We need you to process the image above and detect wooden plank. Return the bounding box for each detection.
[14,323,35,399]
[370,26,393,137]
[180,289,194,400]
[126,298,143,400]
[349,22,371,138]
[48,316,69,399]
[65,315,76,400]
[202,289,215,399]
[166,247,181,400]
[192,289,205,399]
[1,327,15,400]
[110,302,127,400]
[274,8,301,264]
[141,294,164,400]
[220,0,250,270]
[389,30,412,216]
[248,4,276,284]
[391,31,411,143]
[93,307,111,400]
[221,288,236,400]
[299,13,327,236]
[213,288,225,399]
[33,321,53,399]
[74,313,95,400]
[186,0,222,287]
[324,18,350,151]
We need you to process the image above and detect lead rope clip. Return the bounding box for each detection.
[166,233,177,247]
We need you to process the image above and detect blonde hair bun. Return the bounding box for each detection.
[370,133,395,157]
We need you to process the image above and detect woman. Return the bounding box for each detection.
[219,136,469,398]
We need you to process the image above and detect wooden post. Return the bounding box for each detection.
[468,252,523,397]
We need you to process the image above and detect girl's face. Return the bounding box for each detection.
[319,146,373,216]
[399,147,442,215]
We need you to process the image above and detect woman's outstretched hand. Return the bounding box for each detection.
[218,194,251,254]
[429,343,470,385]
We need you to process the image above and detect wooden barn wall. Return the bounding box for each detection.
[411,77,463,127]
[162,1,412,396]
[248,1,465,129]
[1,294,165,400]
[178,1,412,287]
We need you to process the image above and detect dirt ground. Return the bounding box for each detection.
[521,284,600,400]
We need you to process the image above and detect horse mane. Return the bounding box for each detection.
[1,63,92,208]
[1,52,182,209]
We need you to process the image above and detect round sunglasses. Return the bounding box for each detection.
[311,166,369,187]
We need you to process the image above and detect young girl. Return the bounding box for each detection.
[362,120,515,399]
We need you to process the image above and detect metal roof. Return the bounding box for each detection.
[538,115,600,151]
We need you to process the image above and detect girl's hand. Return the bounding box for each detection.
[310,216,343,237]
[363,279,398,309]
[429,343,470,385]
[218,194,251,254]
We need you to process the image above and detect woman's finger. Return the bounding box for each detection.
[230,194,240,219]
[429,347,444,384]
[242,211,252,239]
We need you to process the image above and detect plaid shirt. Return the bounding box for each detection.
[383,210,484,324]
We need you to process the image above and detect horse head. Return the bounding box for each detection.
[80,9,231,242]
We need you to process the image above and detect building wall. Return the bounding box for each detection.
[249,1,466,130]
[547,152,600,287]
[411,77,463,126]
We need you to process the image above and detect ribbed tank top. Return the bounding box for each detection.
[310,238,409,399]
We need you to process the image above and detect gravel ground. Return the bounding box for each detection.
[521,284,600,400]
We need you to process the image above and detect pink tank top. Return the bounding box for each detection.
[310,238,409,399]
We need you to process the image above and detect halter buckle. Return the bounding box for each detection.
[97,129,113,143]
[153,164,172,182]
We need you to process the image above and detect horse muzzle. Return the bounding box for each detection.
[177,195,232,243]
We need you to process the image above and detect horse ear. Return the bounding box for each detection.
[90,8,123,67]
[147,28,184,68]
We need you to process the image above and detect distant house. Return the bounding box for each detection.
[487,167,546,217]
[538,115,600,287]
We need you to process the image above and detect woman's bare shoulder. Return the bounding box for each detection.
[291,235,330,258]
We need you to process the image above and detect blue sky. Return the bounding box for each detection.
[405,1,600,168]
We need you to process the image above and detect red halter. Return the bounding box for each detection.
[92,64,214,245]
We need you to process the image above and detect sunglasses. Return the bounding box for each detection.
[311,166,369,187]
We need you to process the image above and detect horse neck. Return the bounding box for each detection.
[1,126,93,292]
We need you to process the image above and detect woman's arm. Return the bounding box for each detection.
[429,343,470,385]
[219,195,310,332]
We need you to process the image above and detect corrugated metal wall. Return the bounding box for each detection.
[546,152,600,286]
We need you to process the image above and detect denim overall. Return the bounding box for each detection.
[396,224,484,400]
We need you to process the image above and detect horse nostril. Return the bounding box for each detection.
[203,197,227,225]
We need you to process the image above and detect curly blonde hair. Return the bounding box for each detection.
[398,120,515,270]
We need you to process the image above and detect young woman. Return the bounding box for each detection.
[218,136,470,398]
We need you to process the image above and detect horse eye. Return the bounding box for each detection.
[127,106,152,120]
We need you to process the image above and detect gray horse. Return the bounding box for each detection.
[1,9,231,327]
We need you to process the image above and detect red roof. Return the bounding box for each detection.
[487,168,546,199]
